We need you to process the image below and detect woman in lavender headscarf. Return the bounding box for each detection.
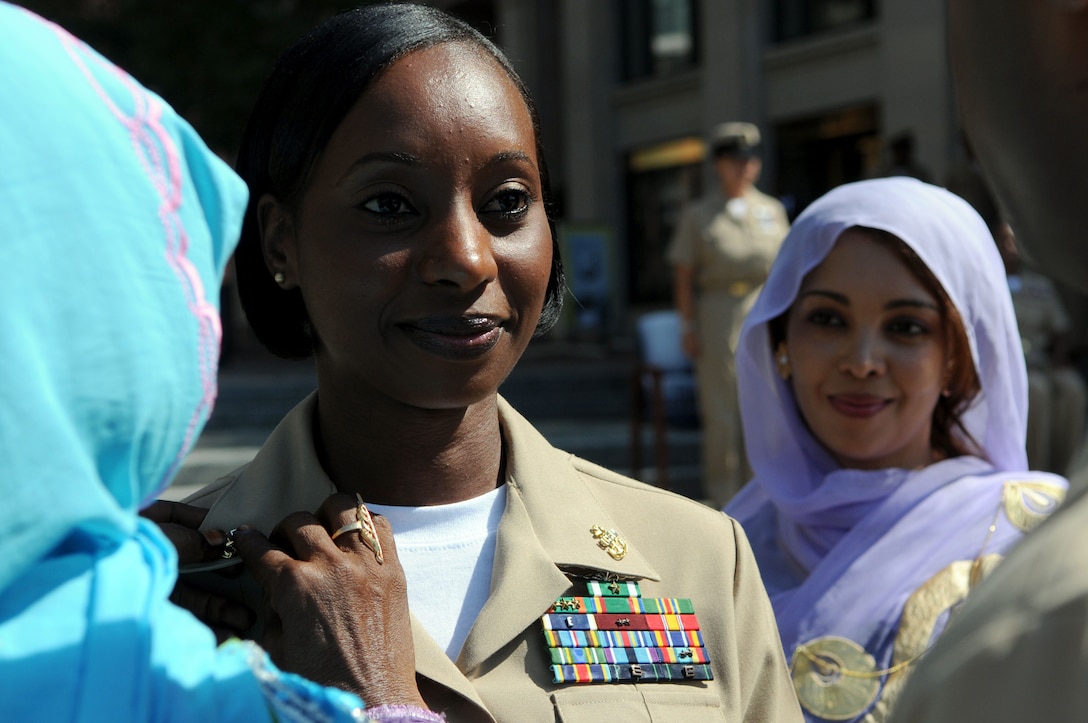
[725,177,1067,722]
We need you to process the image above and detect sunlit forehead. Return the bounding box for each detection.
[320,41,541,196]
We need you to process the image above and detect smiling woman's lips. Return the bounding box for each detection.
[400,316,505,360]
[829,394,890,418]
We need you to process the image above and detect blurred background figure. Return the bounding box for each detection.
[944,133,1002,236]
[945,133,1087,477]
[996,224,1087,476]
[881,131,932,183]
[667,122,789,507]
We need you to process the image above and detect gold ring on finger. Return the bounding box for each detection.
[331,520,364,541]
[355,493,384,564]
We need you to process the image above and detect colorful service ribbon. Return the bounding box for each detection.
[541,579,713,684]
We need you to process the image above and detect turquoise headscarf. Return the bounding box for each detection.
[0,5,362,720]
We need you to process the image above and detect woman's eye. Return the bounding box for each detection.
[481,188,532,218]
[888,318,929,337]
[807,309,842,327]
[361,193,415,217]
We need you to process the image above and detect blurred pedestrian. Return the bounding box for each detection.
[667,122,790,506]
[995,225,1087,475]
[881,131,932,183]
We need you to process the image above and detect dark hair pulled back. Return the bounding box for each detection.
[235,2,563,358]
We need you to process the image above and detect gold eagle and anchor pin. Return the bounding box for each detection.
[590,525,628,561]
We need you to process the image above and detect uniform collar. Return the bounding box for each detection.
[200,391,335,534]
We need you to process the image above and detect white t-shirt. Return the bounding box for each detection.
[368,485,507,659]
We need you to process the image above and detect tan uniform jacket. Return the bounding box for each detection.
[889,482,1088,722]
[184,393,802,722]
[665,187,789,505]
[666,187,788,300]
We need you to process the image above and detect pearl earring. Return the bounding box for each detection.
[273,272,286,284]
[775,343,791,380]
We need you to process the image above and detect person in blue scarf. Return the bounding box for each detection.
[0,4,436,721]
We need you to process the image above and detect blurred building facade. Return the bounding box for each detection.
[34,0,963,353]
[432,0,957,341]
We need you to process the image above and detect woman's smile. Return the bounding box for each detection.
[398,314,506,360]
[827,393,891,419]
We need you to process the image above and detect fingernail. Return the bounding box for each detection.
[202,529,225,547]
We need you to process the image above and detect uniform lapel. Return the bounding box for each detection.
[412,616,493,715]
[198,392,335,533]
[456,398,660,673]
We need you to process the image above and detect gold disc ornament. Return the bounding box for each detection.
[791,636,881,720]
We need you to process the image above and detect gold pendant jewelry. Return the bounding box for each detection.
[791,636,881,721]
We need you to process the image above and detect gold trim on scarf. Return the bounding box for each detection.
[1001,480,1065,532]
[791,481,1064,721]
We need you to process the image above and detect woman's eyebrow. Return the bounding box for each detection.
[797,290,939,312]
[488,150,536,169]
[797,289,848,304]
[337,151,423,185]
[885,298,939,311]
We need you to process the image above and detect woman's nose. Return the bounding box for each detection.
[839,331,886,378]
[416,205,498,290]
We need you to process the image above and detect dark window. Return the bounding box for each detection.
[773,0,876,43]
[773,104,879,219]
[620,0,699,82]
[625,138,705,304]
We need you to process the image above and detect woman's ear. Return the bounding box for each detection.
[257,193,298,289]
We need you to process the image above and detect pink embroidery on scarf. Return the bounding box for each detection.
[46,20,221,492]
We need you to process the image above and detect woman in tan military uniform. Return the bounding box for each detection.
[169,6,802,722]
[668,123,790,507]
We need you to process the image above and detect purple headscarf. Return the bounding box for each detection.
[725,178,1066,721]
